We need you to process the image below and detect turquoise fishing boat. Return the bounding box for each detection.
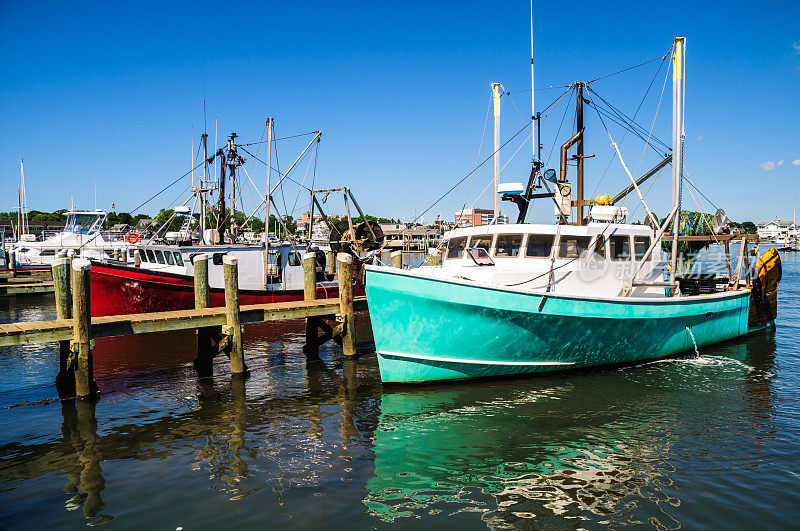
[365,37,781,384]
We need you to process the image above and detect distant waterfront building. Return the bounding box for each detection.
[296,211,324,234]
[757,217,797,241]
[454,208,508,227]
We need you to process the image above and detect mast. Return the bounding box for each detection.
[576,82,585,225]
[200,133,208,243]
[216,148,226,243]
[18,160,28,237]
[492,82,501,224]
[264,117,274,289]
[228,133,238,240]
[669,37,685,294]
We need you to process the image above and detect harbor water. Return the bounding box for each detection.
[0,249,798,529]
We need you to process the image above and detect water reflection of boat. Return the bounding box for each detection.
[364,332,780,527]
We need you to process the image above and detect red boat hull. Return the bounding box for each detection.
[89,262,356,317]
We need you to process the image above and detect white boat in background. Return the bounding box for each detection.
[12,210,130,266]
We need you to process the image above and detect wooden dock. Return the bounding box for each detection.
[0,267,54,297]
[0,297,367,347]
[4,252,366,400]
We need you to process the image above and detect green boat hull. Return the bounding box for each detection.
[365,268,757,384]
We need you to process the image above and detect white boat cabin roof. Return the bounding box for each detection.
[443,222,655,240]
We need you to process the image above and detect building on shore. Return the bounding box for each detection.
[757,217,797,241]
[380,223,442,251]
[454,208,508,227]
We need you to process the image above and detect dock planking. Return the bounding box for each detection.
[0,296,368,346]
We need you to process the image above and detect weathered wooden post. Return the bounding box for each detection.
[112,248,119,261]
[724,239,731,277]
[337,253,356,357]
[72,258,97,399]
[304,251,319,357]
[223,255,248,376]
[8,249,15,270]
[53,256,74,396]
[194,254,209,308]
[192,254,214,377]
[391,250,403,269]
[134,249,141,267]
[326,250,336,277]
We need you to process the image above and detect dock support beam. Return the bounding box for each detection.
[337,253,356,357]
[8,250,15,270]
[390,250,403,269]
[72,259,97,399]
[303,252,320,358]
[223,255,248,376]
[53,257,74,397]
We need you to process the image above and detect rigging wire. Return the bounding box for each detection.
[460,94,493,220]
[586,53,670,84]
[239,131,320,146]
[405,119,532,227]
[238,147,310,191]
[588,49,671,196]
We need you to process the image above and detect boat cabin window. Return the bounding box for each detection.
[494,234,523,257]
[525,234,554,258]
[138,250,147,262]
[609,235,631,261]
[146,249,156,263]
[593,237,606,258]
[469,235,494,252]
[213,253,225,265]
[164,250,175,265]
[446,237,467,259]
[558,236,590,259]
[634,236,651,260]
[154,250,166,264]
[129,250,136,260]
[287,251,302,267]
[173,252,184,266]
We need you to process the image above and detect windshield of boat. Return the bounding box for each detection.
[446,237,467,259]
[494,234,523,257]
[526,234,554,258]
[558,236,590,259]
[64,213,104,234]
[469,235,493,252]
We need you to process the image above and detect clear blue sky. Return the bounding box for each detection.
[1,1,798,225]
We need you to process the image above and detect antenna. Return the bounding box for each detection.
[530,0,535,163]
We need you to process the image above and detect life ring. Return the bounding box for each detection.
[125,232,142,244]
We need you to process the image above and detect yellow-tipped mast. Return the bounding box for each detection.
[670,37,685,294]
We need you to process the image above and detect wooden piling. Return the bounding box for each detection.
[134,250,141,267]
[337,253,356,357]
[724,240,731,277]
[223,255,248,376]
[192,253,214,377]
[326,250,336,276]
[303,252,320,357]
[71,259,97,399]
[53,257,73,397]
[390,250,403,269]
[193,254,209,308]
[8,250,15,270]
